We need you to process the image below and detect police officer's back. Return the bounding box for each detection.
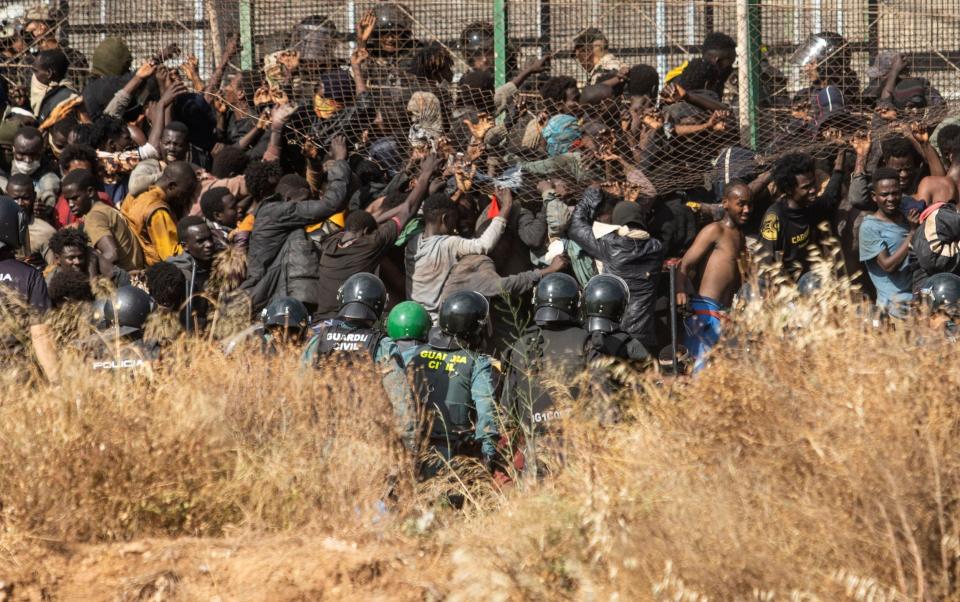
[301,273,412,443]
[408,290,500,471]
[302,272,401,366]
[503,273,596,428]
[583,274,650,362]
[224,296,310,356]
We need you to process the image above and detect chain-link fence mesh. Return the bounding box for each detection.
[0,0,958,204]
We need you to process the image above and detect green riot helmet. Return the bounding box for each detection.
[919,272,960,316]
[102,286,155,337]
[797,271,823,298]
[439,290,489,339]
[386,300,432,341]
[337,272,386,322]
[534,272,581,325]
[583,274,629,333]
[261,296,310,332]
[0,196,27,252]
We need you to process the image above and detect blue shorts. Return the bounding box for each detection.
[682,295,727,373]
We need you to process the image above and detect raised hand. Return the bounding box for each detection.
[356,11,377,47]
[465,112,494,141]
[851,130,872,156]
[329,134,348,161]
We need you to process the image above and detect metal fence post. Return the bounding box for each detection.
[736,0,761,150]
[239,0,254,71]
[493,0,507,88]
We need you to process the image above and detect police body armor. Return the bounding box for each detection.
[306,319,383,365]
[592,329,650,362]
[409,333,478,450]
[507,325,590,429]
[81,334,160,373]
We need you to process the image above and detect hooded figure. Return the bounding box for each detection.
[542,114,581,157]
[406,91,443,148]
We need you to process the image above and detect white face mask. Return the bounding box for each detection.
[12,158,40,175]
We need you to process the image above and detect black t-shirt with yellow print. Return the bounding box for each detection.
[760,198,833,276]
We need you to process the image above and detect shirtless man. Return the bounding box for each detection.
[914,175,958,206]
[676,181,752,371]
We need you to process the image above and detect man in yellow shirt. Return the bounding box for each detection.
[120,161,198,266]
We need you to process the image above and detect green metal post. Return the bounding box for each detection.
[239,0,254,71]
[493,0,507,88]
[736,0,762,150]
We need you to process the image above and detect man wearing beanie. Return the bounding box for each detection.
[89,37,132,79]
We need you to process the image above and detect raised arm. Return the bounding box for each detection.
[262,103,298,162]
[350,47,369,96]
[568,186,605,259]
[371,153,439,226]
[104,60,156,118]
[147,79,187,152]
[204,34,240,99]
[451,187,513,258]
[905,121,945,177]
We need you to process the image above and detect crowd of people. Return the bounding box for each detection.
[2,3,960,474]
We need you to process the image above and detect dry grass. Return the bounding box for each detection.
[1,266,960,600]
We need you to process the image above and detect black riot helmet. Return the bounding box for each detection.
[919,273,960,316]
[0,196,26,253]
[534,272,581,325]
[797,271,823,297]
[261,296,310,332]
[439,290,489,339]
[101,286,156,337]
[337,272,386,323]
[460,21,494,56]
[583,274,629,333]
[372,3,413,35]
[290,15,339,63]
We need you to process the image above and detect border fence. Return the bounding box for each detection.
[1,0,958,198]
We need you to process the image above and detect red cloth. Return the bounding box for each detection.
[486,195,500,219]
[53,191,113,229]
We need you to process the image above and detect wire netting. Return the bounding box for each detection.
[1,0,958,202]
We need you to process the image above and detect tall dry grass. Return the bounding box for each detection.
[1,265,959,600]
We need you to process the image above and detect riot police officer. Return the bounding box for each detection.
[80,286,160,372]
[302,272,414,446]
[224,296,311,356]
[797,271,823,298]
[919,272,960,315]
[459,22,495,72]
[583,274,650,362]
[0,195,53,379]
[0,195,49,311]
[368,3,416,59]
[301,272,401,365]
[385,300,432,364]
[502,273,596,430]
[408,290,500,475]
